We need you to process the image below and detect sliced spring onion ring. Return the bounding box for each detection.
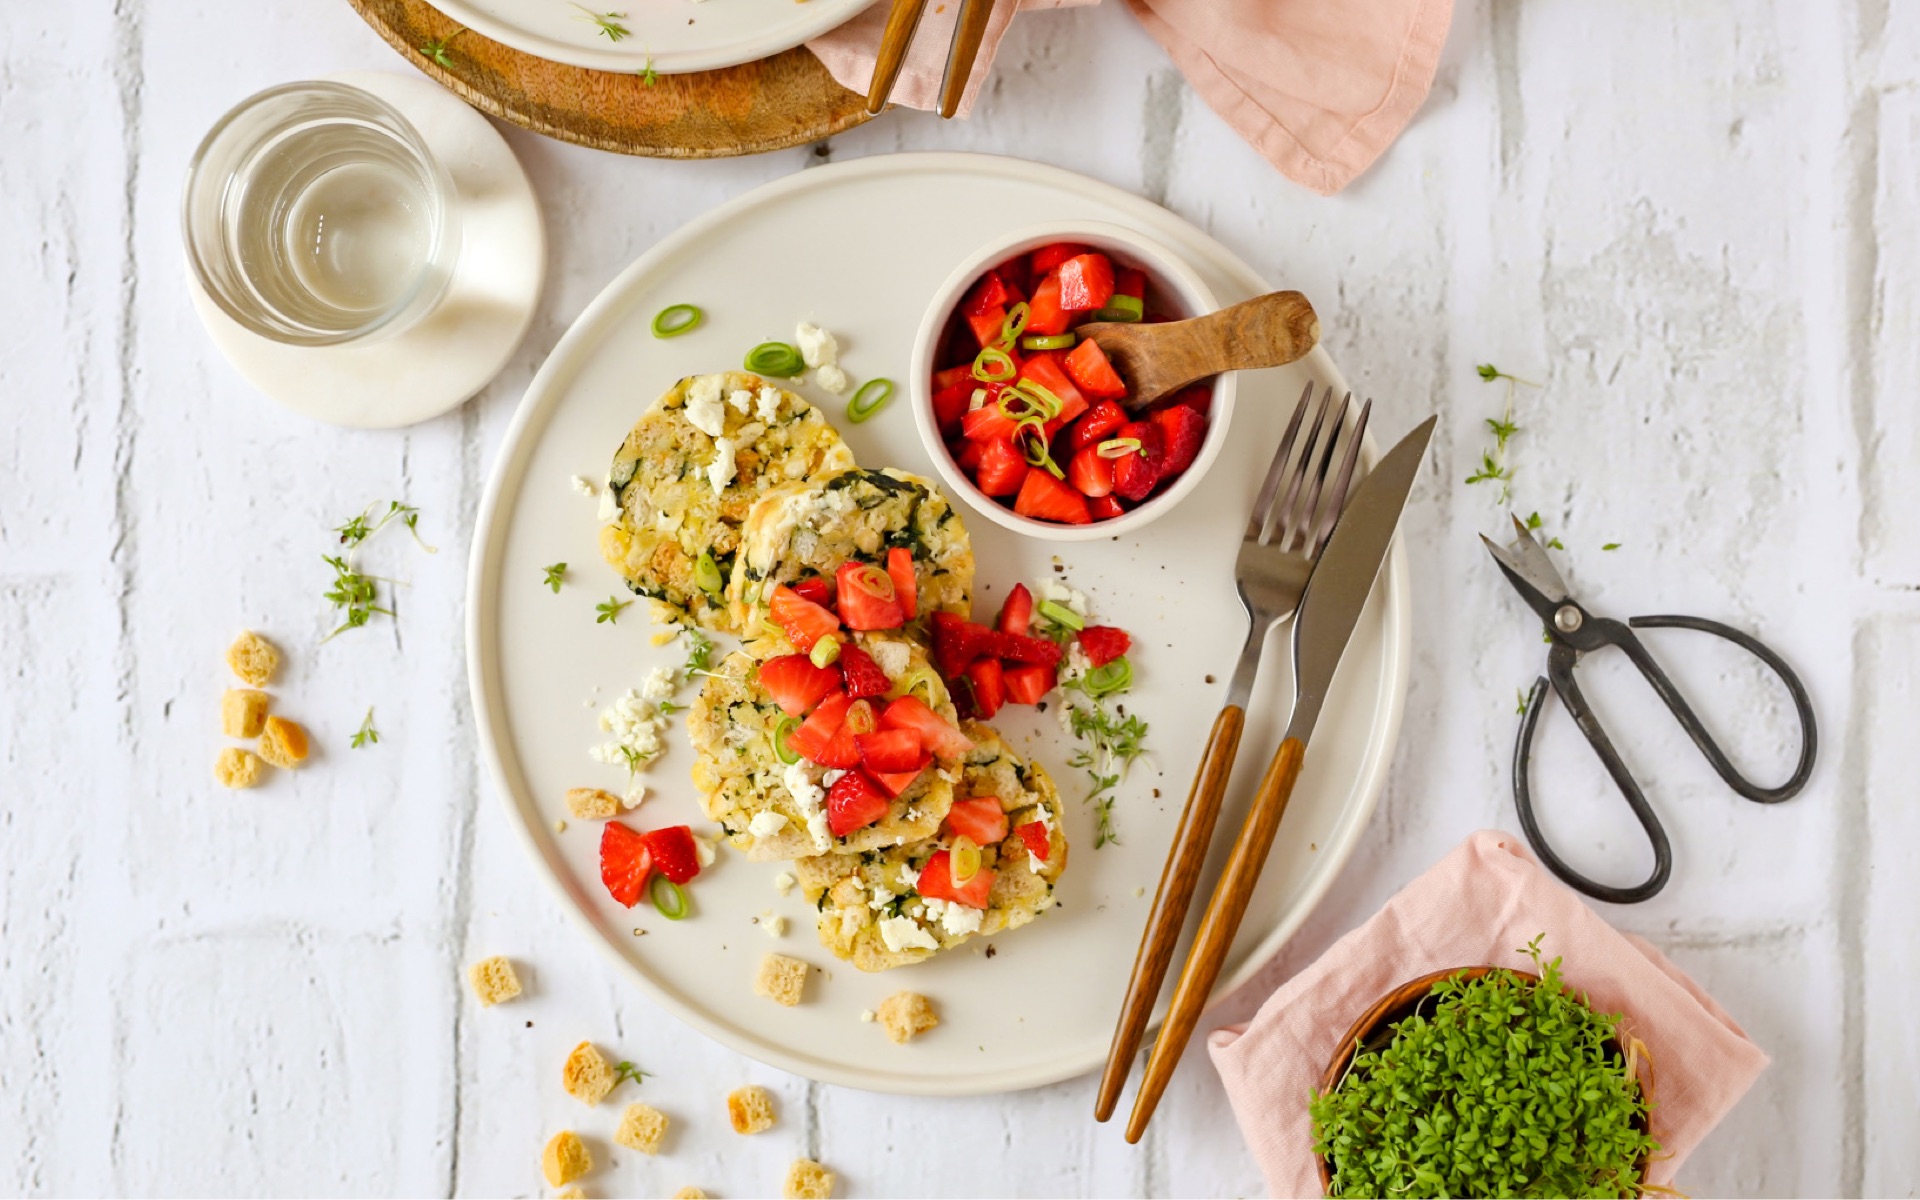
[744,341,805,377]
[972,346,1016,383]
[846,378,894,423]
[649,875,689,920]
[1096,436,1144,459]
[809,635,842,668]
[950,836,982,884]
[1092,294,1145,322]
[1020,333,1076,351]
[1082,656,1133,697]
[773,716,800,764]
[997,387,1058,424]
[693,551,723,596]
[1017,426,1066,480]
[999,302,1030,348]
[1037,599,1084,631]
[891,664,946,707]
[651,303,704,337]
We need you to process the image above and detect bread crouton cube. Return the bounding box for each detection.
[614,1102,668,1155]
[877,991,939,1044]
[225,630,280,686]
[257,716,310,768]
[541,1130,591,1187]
[783,1158,836,1200]
[221,688,271,738]
[754,953,808,1007]
[467,956,521,1006]
[213,747,265,789]
[566,787,622,821]
[726,1085,776,1135]
[562,1041,616,1106]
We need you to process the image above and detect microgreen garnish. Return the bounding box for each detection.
[1515,689,1529,715]
[322,555,394,641]
[596,596,633,625]
[420,26,466,68]
[1466,365,1539,504]
[612,1060,651,1087]
[571,4,631,40]
[542,562,568,593]
[1524,511,1565,550]
[1311,935,1658,1197]
[1603,541,1622,551]
[336,501,435,553]
[682,627,714,675]
[657,700,683,716]
[638,55,659,85]
[1474,362,1539,386]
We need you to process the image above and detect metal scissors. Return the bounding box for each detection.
[1481,515,1818,903]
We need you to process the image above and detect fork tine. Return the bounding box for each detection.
[1282,389,1350,552]
[1310,398,1371,556]
[1245,383,1316,542]
[1267,385,1335,545]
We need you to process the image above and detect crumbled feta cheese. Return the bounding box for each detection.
[728,388,753,413]
[784,763,832,852]
[759,910,787,938]
[922,897,984,937]
[815,364,850,394]
[571,474,597,498]
[748,811,790,838]
[598,486,620,521]
[1029,853,1047,874]
[822,768,847,787]
[774,871,797,896]
[878,915,938,953]
[859,1009,877,1023]
[867,887,895,912]
[694,835,717,867]
[591,688,666,770]
[622,783,646,808]
[641,667,676,701]
[1041,579,1090,617]
[685,375,727,436]
[707,437,737,495]
[868,639,911,681]
[655,508,685,534]
[896,864,920,890]
[734,421,766,443]
[795,322,838,368]
[756,385,783,424]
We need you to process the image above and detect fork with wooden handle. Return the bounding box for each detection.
[1094,383,1367,1125]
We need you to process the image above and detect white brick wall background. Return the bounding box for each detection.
[2,1,1915,1195]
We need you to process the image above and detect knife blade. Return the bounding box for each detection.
[1284,414,1436,743]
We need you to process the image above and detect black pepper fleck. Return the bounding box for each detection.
[1036,701,1048,713]
[1205,674,1216,684]
[985,944,997,959]
[525,1021,533,1028]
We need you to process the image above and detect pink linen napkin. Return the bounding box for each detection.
[1209,830,1768,1197]
[806,0,1452,194]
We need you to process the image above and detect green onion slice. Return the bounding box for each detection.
[846,378,894,423]
[1021,333,1076,351]
[1037,599,1084,631]
[999,302,1030,348]
[972,346,1016,383]
[891,664,947,707]
[1092,295,1145,323]
[649,875,689,920]
[651,303,704,337]
[744,341,805,377]
[1017,426,1065,480]
[1096,437,1143,459]
[693,551,724,596]
[1083,656,1133,697]
[809,635,842,668]
[773,716,801,764]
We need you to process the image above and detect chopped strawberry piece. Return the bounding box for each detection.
[1003,662,1057,705]
[917,849,994,909]
[1014,469,1092,525]
[872,756,932,798]
[965,303,1006,352]
[931,379,973,437]
[835,561,904,631]
[1110,420,1167,503]
[962,402,1024,443]
[1151,403,1208,478]
[931,612,995,678]
[974,438,1028,497]
[784,691,851,764]
[769,584,841,653]
[1067,444,1115,498]
[599,821,653,907]
[790,576,832,608]
[1055,253,1116,312]
[991,630,1065,667]
[955,439,986,473]
[945,796,1009,846]
[963,656,1004,718]
[1160,383,1214,421]
[643,824,702,884]
[1018,355,1088,432]
[1015,820,1052,863]
[996,583,1033,636]
[836,645,890,699]
[1113,266,1147,301]
[964,270,1018,317]
[1064,338,1128,400]
[1089,494,1128,520]
[993,254,1032,295]
[934,364,975,392]
[756,654,842,717]
[1077,625,1132,668]
[1025,273,1071,336]
[826,770,891,837]
[855,727,923,774]
[1030,242,1092,275]
[1066,398,1131,453]
[880,695,974,759]
[816,698,876,770]
[886,547,918,619]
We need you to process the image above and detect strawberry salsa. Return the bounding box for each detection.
[930,243,1214,525]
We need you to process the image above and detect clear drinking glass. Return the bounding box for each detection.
[183,82,461,346]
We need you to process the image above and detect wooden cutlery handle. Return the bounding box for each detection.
[866,0,931,114]
[1124,735,1307,1143]
[938,0,995,119]
[1095,704,1246,1122]
[1189,291,1320,374]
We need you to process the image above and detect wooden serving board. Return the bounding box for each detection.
[347,0,877,159]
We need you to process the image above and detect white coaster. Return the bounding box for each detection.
[189,70,545,429]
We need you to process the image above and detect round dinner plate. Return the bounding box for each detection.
[424,0,876,74]
[467,152,1411,1095]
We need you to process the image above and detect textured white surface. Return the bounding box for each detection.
[2,1,1915,1196]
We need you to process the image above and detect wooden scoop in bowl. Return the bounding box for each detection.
[1077,290,1320,408]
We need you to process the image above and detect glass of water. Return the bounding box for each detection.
[183,82,462,347]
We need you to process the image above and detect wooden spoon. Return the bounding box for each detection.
[1076,290,1320,409]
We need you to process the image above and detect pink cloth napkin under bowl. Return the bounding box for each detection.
[1209,830,1768,1197]
[806,0,1453,194]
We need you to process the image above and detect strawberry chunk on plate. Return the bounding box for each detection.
[1078,625,1132,668]
[827,770,891,837]
[886,547,919,619]
[769,584,841,653]
[1151,403,1208,478]
[880,695,974,759]
[872,755,932,798]
[836,645,891,699]
[945,796,1009,846]
[992,630,1064,667]
[855,727,923,774]
[835,561,904,631]
[599,821,653,907]
[784,691,851,764]
[916,848,994,909]
[1110,420,1166,503]
[931,611,995,678]
[996,583,1033,636]
[790,575,832,608]
[1067,445,1115,499]
[1014,469,1092,525]
[974,437,1029,497]
[1015,820,1052,863]
[757,654,841,717]
[963,656,1005,719]
[643,824,702,884]
[1003,662,1057,705]
[815,697,876,770]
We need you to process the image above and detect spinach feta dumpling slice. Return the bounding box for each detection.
[727,467,974,634]
[599,371,855,633]
[686,634,963,860]
[792,722,1069,972]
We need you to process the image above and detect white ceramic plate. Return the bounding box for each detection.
[424,0,877,74]
[467,153,1410,1095]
